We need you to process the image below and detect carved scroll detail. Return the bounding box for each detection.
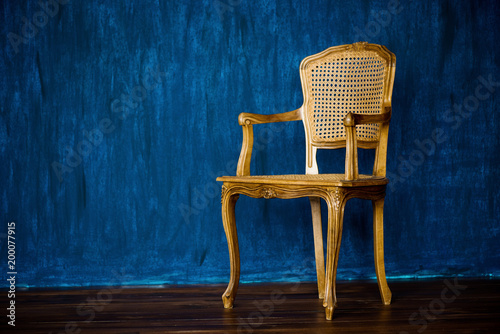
[221,185,228,204]
[331,188,346,211]
[351,41,368,51]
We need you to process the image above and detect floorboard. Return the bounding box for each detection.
[1,279,498,333]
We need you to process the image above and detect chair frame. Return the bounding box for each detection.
[217,42,396,320]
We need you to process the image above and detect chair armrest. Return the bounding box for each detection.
[237,108,302,176]
[343,106,392,180]
[343,106,392,127]
[238,108,302,125]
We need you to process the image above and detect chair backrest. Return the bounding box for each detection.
[299,42,396,176]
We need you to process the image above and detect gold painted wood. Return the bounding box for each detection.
[373,197,392,305]
[310,197,325,299]
[216,42,396,320]
[344,117,359,180]
[323,188,347,319]
[238,108,302,125]
[236,109,302,177]
[344,107,392,180]
[236,124,253,176]
[221,190,240,308]
[218,174,388,187]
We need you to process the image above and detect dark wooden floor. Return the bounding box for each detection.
[1,279,499,333]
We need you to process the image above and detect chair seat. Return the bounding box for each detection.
[217,173,388,187]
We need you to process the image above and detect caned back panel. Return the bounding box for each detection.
[300,44,392,144]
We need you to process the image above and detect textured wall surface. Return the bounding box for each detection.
[1,0,499,288]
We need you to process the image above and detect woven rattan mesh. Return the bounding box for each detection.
[305,50,387,143]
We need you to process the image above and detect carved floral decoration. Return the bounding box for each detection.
[261,187,277,199]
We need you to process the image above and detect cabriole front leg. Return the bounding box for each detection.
[221,185,240,308]
[324,188,346,320]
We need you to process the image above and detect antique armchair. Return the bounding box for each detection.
[217,42,396,320]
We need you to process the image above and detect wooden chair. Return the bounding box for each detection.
[217,42,396,320]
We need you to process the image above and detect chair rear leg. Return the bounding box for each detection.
[309,197,325,299]
[372,197,392,305]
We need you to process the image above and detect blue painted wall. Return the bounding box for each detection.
[1,0,499,288]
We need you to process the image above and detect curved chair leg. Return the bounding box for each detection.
[324,190,346,320]
[221,193,240,308]
[309,197,325,299]
[372,197,392,305]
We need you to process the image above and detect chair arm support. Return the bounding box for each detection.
[236,108,302,176]
[238,108,302,125]
[236,124,254,176]
[343,106,392,126]
[343,106,392,180]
